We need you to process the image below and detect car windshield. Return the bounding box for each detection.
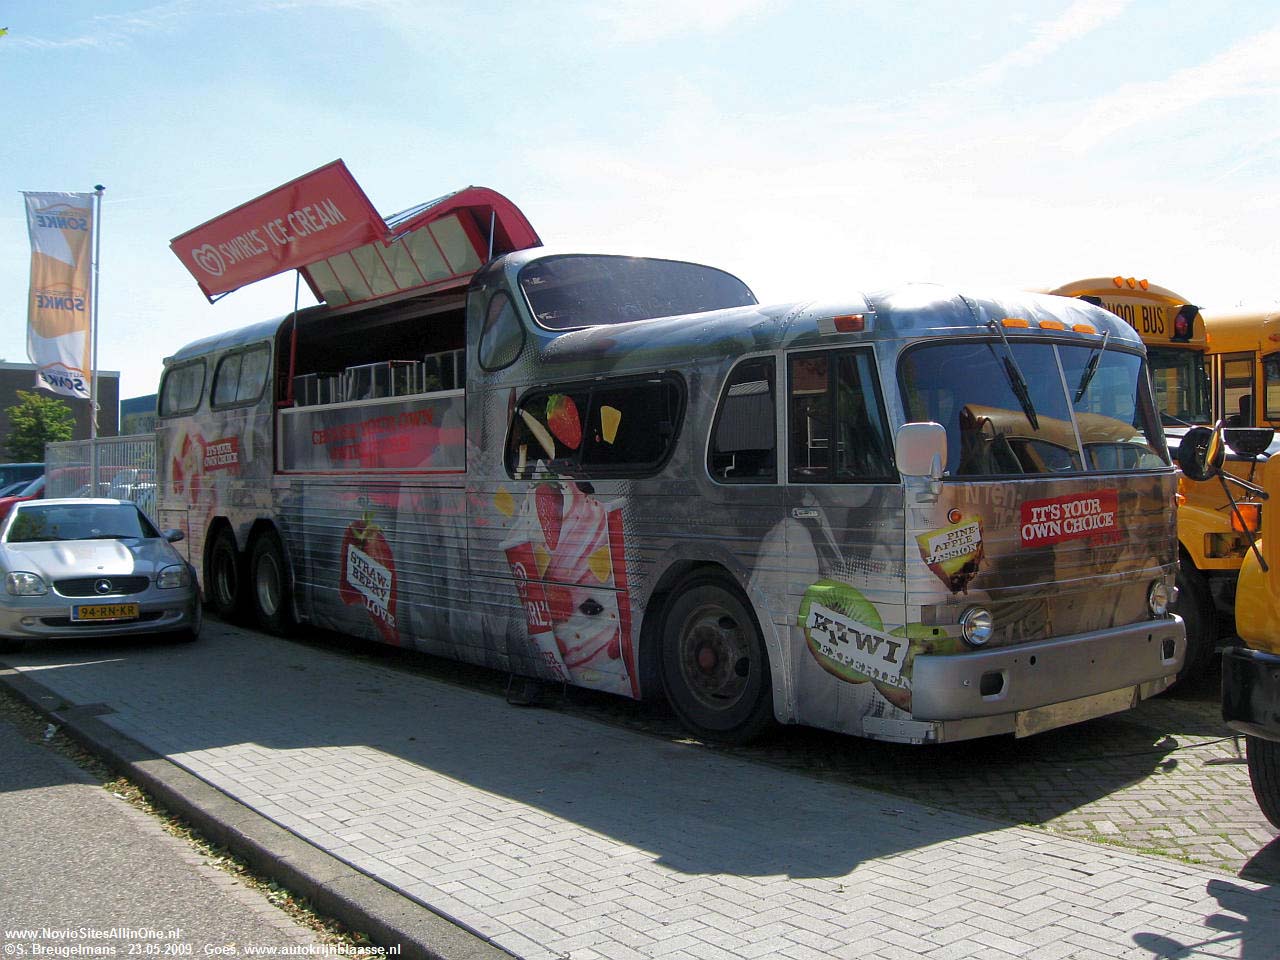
[519,254,757,330]
[899,339,1169,477]
[5,502,159,543]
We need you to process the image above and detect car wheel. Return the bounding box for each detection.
[206,527,243,621]
[1247,735,1280,829]
[660,576,774,744]
[249,530,294,636]
[1171,561,1216,684]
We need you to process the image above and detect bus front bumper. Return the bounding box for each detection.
[897,617,1183,742]
[1222,646,1280,743]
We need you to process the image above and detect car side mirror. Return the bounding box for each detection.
[895,422,947,479]
[163,528,185,543]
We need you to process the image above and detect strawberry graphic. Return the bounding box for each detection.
[535,483,564,551]
[340,510,399,645]
[546,394,582,450]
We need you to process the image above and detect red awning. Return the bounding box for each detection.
[170,161,541,306]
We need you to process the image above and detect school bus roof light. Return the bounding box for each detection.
[1072,324,1097,334]
[1039,319,1066,331]
[1139,279,1149,291]
[833,314,865,333]
[1001,317,1030,329]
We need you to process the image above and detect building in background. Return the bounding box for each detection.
[120,393,157,435]
[0,361,119,442]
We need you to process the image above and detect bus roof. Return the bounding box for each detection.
[1204,306,1280,355]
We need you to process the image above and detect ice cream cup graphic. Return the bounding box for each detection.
[502,481,636,695]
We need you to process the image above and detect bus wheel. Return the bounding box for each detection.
[1247,736,1280,829]
[249,530,294,636]
[207,527,243,621]
[660,578,774,744]
[1172,563,1216,683]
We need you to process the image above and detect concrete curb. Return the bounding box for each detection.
[0,666,516,960]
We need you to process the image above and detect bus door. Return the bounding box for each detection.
[781,346,907,735]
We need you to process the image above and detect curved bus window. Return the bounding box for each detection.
[519,254,756,331]
[506,375,684,479]
[158,360,206,417]
[479,292,524,371]
[212,345,270,409]
[899,340,1167,477]
[788,349,895,483]
[709,358,777,483]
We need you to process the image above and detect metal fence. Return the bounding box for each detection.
[45,434,158,517]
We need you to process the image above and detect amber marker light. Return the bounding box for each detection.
[833,314,865,333]
[1039,319,1066,331]
[1139,279,1150,290]
[1232,503,1262,534]
[1001,317,1030,328]
[1113,276,1125,287]
[1072,324,1097,334]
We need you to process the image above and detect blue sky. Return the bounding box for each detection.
[2,0,1279,401]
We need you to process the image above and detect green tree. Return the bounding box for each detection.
[5,390,75,461]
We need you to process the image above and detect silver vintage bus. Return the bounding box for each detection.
[158,189,1183,744]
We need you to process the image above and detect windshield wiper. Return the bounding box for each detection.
[1073,329,1111,404]
[987,320,1039,430]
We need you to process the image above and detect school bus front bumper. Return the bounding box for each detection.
[1222,646,1280,744]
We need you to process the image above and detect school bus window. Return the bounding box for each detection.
[1221,353,1256,426]
[1265,355,1280,422]
[788,349,894,483]
[158,361,205,417]
[479,292,523,371]
[710,358,777,484]
[506,377,684,479]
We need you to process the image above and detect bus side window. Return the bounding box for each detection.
[788,349,895,483]
[479,292,524,371]
[1265,354,1280,422]
[709,358,776,483]
[158,360,206,417]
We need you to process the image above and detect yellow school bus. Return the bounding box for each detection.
[1203,307,1280,432]
[1049,278,1226,680]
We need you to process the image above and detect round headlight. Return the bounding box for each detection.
[1148,580,1171,617]
[960,606,993,646]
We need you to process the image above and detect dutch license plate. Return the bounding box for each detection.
[72,603,141,622]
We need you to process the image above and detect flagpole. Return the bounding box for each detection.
[90,185,103,441]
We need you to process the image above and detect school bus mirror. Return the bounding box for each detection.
[895,422,948,479]
[1224,427,1275,459]
[1176,426,1225,482]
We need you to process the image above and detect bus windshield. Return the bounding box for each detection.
[899,340,1168,477]
[519,254,756,330]
[1147,346,1211,426]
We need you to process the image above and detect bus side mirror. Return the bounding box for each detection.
[1177,426,1225,482]
[896,422,947,479]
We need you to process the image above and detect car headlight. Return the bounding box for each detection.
[1148,580,1171,617]
[960,606,993,646]
[6,571,47,596]
[157,564,191,589]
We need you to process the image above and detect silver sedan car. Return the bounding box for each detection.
[0,498,201,653]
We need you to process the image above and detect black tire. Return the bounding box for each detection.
[206,526,244,621]
[0,637,26,654]
[1171,561,1216,683]
[660,577,774,744]
[1246,735,1280,829]
[249,530,294,636]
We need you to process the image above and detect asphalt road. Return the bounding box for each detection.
[0,709,322,956]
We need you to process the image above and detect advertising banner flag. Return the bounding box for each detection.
[24,191,95,400]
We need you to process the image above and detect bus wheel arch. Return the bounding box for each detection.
[654,565,776,744]
[247,522,296,636]
[204,521,244,622]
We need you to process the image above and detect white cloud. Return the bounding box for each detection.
[967,0,1130,88]
[1065,24,1280,150]
[588,0,776,42]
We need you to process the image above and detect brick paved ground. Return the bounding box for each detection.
[3,621,1279,960]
